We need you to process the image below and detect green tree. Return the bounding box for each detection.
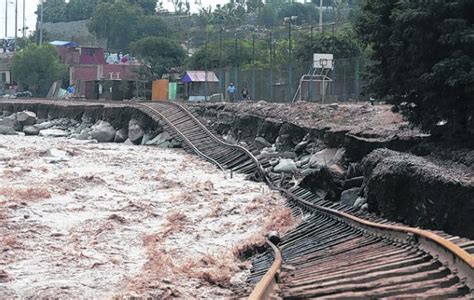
[12,44,68,96]
[295,27,361,62]
[130,36,186,79]
[64,0,101,21]
[356,0,474,137]
[187,39,255,70]
[88,1,143,50]
[36,0,67,23]
[128,0,157,14]
[277,3,319,25]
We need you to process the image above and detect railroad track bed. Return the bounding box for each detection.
[134,101,473,298]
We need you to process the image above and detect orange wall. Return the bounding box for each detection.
[152,79,169,101]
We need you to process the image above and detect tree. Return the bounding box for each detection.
[168,0,191,15]
[356,0,474,137]
[128,0,157,14]
[295,27,361,62]
[88,1,143,50]
[12,45,68,96]
[36,0,67,23]
[130,37,186,79]
[277,3,319,25]
[64,0,101,21]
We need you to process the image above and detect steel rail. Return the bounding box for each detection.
[135,102,227,175]
[162,101,266,177]
[276,186,474,289]
[248,240,282,300]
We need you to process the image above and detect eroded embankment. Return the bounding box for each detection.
[189,102,474,239]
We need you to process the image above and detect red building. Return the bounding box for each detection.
[51,41,141,100]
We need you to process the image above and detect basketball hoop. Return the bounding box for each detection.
[320,58,328,68]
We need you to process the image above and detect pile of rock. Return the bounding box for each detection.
[0,110,180,148]
[254,133,367,211]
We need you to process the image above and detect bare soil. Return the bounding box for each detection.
[0,136,296,298]
[192,101,424,139]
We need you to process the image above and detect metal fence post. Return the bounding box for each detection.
[355,57,360,101]
[252,33,256,101]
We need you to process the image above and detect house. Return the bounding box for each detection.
[182,70,220,101]
[50,41,141,100]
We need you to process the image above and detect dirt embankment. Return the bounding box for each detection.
[190,101,474,238]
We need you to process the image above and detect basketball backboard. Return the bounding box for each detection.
[313,53,334,69]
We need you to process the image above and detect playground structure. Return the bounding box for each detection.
[293,53,334,103]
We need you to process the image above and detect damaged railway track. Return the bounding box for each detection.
[135,101,474,299]
[2,99,473,298]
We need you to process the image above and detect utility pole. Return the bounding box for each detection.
[22,0,25,37]
[219,27,223,95]
[319,0,323,31]
[5,0,7,39]
[285,16,297,102]
[39,0,44,45]
[14,0,17,51]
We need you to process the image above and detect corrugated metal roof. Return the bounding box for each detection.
[50,40,79,48]
[182,71,219,83]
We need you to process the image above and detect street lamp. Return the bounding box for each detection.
[284,15,297,102]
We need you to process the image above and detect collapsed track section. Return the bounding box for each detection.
[137,101,473,299]
[1,99,473,298]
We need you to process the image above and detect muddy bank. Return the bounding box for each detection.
[189,101,474,238]
[0,135,296,298]
[363,149,474,239]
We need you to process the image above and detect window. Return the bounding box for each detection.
[1,72,6,82]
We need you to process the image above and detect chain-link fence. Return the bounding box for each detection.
[177,19,366,103]
[204,56,364,103]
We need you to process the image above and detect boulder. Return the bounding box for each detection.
[124,138,134,145]
[223,131,238,144]
[44,148,69,163]
[16,111,37,126]
[77,128,92,140]
[0,125,17,135]
[34,121,55,130]
[340,187,361,207]
[146,131,171,146]
[90,121,116,143]
[294,140,309,153]
[0,115,21,131]
[353,197,366,210]
[114,128,128,143]
[273,159,298,173]
[308,148,339,168]
[254,137,272,149]
[168,139,182,148]
[128,119,144,144]
[39,129,69,138]
[23,125,40,136]
[344,176,364,189]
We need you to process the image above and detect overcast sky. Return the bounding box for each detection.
[0,0,231,38]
